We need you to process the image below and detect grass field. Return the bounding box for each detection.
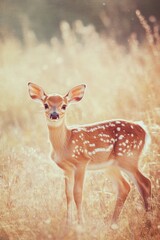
[0,13,160,240]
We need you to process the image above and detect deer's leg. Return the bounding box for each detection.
[130,169,151,211]
[73,164,86,225]
[120,159,151,211]
[110,168,130,229]
[65,169,75,224]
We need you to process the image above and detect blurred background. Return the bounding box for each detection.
[1,0,160,43]
[0,1,160,240]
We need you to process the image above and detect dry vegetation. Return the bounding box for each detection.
[0,12,160,240]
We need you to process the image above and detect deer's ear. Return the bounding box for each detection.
[65,84,86,104]
[28,82,47,101]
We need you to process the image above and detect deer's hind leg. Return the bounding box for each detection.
[127,169,151,211]
[108,167,131,229]
[119,154,151,211]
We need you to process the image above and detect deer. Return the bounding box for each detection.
[28,83,151,229]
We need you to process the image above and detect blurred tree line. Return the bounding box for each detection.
[0,0,160,43]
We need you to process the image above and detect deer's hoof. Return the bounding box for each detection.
[111,223,119,230]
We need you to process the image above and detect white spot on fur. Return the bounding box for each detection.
[117,153,123,156]
[88,145,113,156]
[118,135,124,140]
[127,152,133,156]
[90,143,96,147]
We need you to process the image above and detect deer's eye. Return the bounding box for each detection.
[61,104,67,110]
[44,103,49,109]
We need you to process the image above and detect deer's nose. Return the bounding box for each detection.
[50,112,59,120]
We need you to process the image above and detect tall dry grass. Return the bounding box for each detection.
[0,12,160,240]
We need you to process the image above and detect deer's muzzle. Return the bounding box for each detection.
[50,112,59,120]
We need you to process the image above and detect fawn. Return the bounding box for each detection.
[28,83,151,229]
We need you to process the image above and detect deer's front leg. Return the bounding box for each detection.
[65,169,75,224]
[74,164,86,225]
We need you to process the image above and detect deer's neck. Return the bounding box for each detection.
[47,119,71,154]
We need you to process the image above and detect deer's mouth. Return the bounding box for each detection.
[49,117,60,122]
[46,115,64,127]
[50,115,59,120]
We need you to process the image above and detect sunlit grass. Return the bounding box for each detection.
[0,15,160,239]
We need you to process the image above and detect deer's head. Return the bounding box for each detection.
[28,82,86,125]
